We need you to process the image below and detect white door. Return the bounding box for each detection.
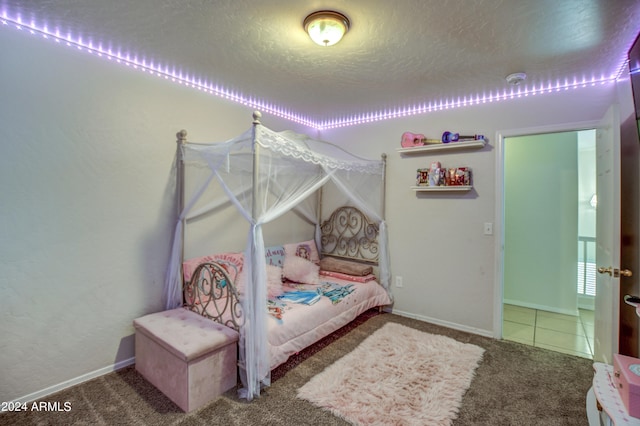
[594,104,621,364]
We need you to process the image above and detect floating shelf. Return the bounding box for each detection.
[397,139,486,154]
[411,185,472,192]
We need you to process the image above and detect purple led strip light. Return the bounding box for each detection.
[320,76,614,129]
[0,14,315,128]
[1,13,627,131]
[319,62,630,129]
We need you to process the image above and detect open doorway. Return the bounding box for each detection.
[501,129,596,359]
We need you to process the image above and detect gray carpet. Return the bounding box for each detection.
[3,311,593,425]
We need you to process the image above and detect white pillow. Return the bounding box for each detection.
[283,254,320,285]
[236,264,284,299]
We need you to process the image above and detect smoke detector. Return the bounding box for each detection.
[505,72,527,86]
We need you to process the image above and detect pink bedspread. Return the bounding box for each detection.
[197,277,391,370]
[266,277,391,369]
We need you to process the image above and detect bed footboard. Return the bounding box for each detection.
[183,262,244,332]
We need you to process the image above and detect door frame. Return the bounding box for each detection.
[493,119,601,339]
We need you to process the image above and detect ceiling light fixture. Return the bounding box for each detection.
[506,72,527,86]
[303,10,350,47]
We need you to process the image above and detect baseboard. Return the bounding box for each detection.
[390,309,494,338]
[503,298,580,317]
[578,294,595,311]
[11,357,136,405]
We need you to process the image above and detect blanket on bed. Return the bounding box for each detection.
[318,282,355,304]
[272,282,355,319]
[278,290,321,305]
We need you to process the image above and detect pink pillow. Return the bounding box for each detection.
[182,252,244,283]
[266,265,284,298]
[283,253,320,285]
[235,264,284,299]
[182,252,244,305]
[283,239,320,265]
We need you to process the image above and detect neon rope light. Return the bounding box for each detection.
[319,76,615,129]
[0,13,624,131]
[0,14,316,128]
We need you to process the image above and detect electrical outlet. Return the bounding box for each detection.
[484,222,493,235]
[395,276,403,288]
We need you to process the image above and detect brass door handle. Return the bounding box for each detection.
[617,269,633,277]
[598,267,633,277]
[598,267,613,276]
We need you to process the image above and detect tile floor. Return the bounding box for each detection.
[503,304,594,359]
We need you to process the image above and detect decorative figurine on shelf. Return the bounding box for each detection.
[441,131,485,143]
[416,168,429,186]
[446,167,471,186]
[401,131,442,147]
[428,161,445,186]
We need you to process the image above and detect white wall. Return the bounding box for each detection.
[321,87,617,336]
[578,130,597,240]
[0,28,312,403]
[503,132,578,315]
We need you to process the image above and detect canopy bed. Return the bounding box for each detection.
[163,112,392,401]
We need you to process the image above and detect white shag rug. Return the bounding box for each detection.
[297,322,485,426]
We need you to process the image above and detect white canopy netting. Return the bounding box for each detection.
[164,114,390,401]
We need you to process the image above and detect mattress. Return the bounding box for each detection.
[266,277,391,369]
[196,275,391,370]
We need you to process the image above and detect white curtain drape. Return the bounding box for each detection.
[164,121,389,400]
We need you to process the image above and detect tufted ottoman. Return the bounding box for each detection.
[133,307,239,412]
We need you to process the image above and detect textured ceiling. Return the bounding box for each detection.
[3,0,640,125]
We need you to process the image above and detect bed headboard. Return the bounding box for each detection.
[320,206,379,264]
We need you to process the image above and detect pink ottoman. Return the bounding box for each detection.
[133,307,239,412]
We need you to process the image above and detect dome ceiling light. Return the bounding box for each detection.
[303,10,350,47]
[506,72,527,86]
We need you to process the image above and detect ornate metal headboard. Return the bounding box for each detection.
[320,206,379,264]
[183,262,244,331]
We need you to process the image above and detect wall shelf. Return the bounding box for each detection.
[411,185,472,192]
[397,139,486,154]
